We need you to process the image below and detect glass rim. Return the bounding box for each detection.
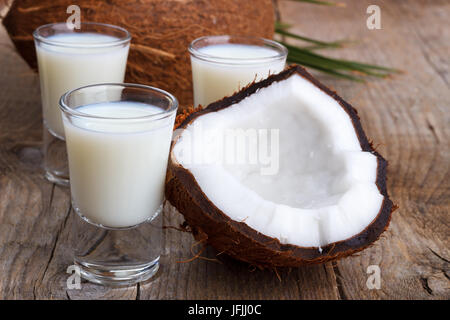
[59,83,178,121]
[33,22,131,48]
[188,35,287,65]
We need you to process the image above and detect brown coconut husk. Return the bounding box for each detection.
[166,65,397,268]
[2,0,275,109]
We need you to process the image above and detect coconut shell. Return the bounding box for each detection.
[2,0,275,109]
[166,65,396,268]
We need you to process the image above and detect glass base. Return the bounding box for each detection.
[45,170,69,186]
[74,258,160,286]
[43,124,69,187]
[71,204,163,287]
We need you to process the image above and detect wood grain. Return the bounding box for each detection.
[0,0,448,299]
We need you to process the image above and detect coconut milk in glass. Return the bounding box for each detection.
[64,102,172,228]
[60,83,177,286]
[33,22,131,186]
[189,35,287,107]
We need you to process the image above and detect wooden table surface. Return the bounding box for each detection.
[0,0,448,300]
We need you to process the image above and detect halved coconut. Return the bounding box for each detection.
[166,65,395,267]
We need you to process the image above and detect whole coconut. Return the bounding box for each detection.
[2,0,275,108]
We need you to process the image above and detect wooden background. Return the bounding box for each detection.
[0,0,448,299]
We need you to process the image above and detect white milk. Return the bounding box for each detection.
[36,33,129,138]
[191,44,286,107]
[63,102,175,228]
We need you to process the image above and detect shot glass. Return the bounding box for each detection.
[33,22,131,186]
[189,35,287,107]
[60,83,178,286]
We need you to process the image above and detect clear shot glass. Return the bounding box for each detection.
[60,83,178,286]
[189,35,287,107]
[33,22,131,186]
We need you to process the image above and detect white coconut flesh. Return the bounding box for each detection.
[173,74,384,248]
